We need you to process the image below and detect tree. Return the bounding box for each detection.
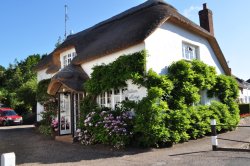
[0,65,6,87]
[0,54,41,115]
[55,36,62,48]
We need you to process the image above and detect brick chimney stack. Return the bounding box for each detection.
[199,3,214,36]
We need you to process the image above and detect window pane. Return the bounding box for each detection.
[114,89,120,95]
[107,91,112,104]
[182,43,197,60]
[114,96,120,106]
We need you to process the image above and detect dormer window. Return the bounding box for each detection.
[182,42,199,60]
[62,51,77,68]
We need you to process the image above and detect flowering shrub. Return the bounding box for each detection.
[51,119,58,132]
[79,107,134,149]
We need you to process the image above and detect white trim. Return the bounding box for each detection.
[211,119,216,125]
[211,136,218,146]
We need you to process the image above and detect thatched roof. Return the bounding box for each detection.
[35,0,231,75]
[34,54,53,71]
[47,64,89,95]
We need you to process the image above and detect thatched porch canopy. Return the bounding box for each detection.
[47,64,89,95]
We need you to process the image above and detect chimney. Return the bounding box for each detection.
[199,3,214,36]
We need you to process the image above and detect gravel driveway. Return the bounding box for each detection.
[1,124,250,166]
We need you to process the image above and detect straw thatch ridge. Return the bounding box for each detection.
[47,64,89,95]
[35,0,230,75]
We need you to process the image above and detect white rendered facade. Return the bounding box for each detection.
[37,22,226,120]
[145,22,225,75]
[239,88,250,104]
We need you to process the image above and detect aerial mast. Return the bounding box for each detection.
[64,5,68,39]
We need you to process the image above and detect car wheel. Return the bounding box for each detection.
[2,121,7,126]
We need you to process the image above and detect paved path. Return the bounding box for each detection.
[1,118,250,166]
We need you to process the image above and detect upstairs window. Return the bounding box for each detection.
[62,52,77,68]
[182,42,199,60]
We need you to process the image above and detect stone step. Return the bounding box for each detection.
[55,135,73,143]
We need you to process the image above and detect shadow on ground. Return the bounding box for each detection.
[0,126,150,165]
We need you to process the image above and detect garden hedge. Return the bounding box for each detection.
[77,51,240,148]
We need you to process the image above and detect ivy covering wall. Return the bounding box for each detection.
[77,50,239,148]
[36,79,58,136]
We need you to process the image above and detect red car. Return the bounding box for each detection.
[0,108,23,126]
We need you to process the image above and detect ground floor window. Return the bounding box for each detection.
[200,90,218,105]
[97,88,127,109]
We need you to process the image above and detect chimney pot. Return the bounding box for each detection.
[203,3,207,9]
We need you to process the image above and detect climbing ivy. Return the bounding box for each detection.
[80,51,240,148]
[36,78,58,136]
[36,79,52,104]
[207,74,239,104]
[167,60,217,110]
[84,50,146,95]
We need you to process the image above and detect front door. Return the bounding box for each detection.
[59,93,71,135]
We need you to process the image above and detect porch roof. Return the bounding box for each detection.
[47,64,89,95]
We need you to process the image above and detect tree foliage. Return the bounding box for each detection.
[0,54,41,114]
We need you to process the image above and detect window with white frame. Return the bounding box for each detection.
[100,92,106,107]
[62,52,77,68]
[182,42,199,60]
[97,88,126,109]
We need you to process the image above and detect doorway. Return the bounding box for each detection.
[59,93,71,135]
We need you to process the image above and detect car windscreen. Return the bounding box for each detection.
[2,110,17,116]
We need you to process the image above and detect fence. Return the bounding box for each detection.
[211,119,250,152]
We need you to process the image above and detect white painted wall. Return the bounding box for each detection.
[81,43,145,77]
[239,88,250,104]
[37,69,54,122]
[36,102,44,122]
[200,90,219,105]
[144,22,225,75]
[37,69,54,82]
[124,80,147,102]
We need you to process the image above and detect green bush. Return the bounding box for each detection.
[133,87,170,147]
[166,109,190,143]
[167,60,216,110]
[209,101,239,131]
[79,51,240,148]
[227,101,240,126]
[207,75,239,104]
[38,124,52,136]
[187,106,211,139]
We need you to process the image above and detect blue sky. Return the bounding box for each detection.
[1,0,250,80]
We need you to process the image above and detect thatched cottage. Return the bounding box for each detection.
[35,0,231,136]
